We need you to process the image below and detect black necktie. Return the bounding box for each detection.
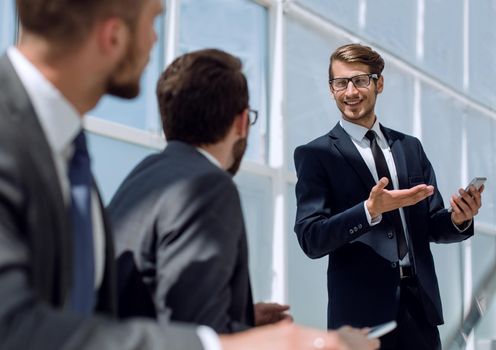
[365,130,408,260]
[68,131,95,314]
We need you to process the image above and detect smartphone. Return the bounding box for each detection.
[367,320,397,339]
[448,177,486,212]
[464,177,487,191]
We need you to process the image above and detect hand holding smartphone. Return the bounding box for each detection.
[367,320,397,339]
[448,177,486,212]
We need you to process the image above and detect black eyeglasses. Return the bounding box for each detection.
[248,109,258,126]
[329,73,379,91]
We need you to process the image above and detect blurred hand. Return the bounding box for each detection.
[450,184,484,225]
[336,326,378,350]
[254,302,292,326]
[366,177,434,218]
[219,321,380,350]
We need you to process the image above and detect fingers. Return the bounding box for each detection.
[255,302,293,326]
[336,326,380,350]
[375,177,389,191]
[450,186,483,224]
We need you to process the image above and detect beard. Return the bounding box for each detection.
[227,137,247,176]
[106,40,142,99]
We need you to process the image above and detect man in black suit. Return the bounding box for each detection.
[110,48,291,333]
[0,0,379,349]
[294,43,484,350]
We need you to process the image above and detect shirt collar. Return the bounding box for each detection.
[196,147,223,169]
[7,47,82,155]
[340,118,386,144]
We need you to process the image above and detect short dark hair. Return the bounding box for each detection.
[16,0,144,45]
[329,43,385,80]
[157,49,249,145]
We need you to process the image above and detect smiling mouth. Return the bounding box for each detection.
[344,99,362,106]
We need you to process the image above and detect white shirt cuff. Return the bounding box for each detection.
[452,217,473,232]
[364,201,382,226]
[197,326,222,350]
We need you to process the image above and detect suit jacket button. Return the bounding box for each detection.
[391,262,397,268]
[353,227,358,232]
[349,229,354,234]
[387,232,394,239]
[358,224,363,229]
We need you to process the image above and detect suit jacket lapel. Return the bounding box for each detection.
[0,55,72,302]
[328,123,376,193]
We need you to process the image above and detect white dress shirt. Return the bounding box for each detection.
[340,118,412,265]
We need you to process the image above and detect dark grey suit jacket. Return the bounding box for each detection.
[109,141,255,334]
[0,54,203,349]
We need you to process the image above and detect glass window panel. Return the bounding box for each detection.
[469,1,496,108]
[421,85,464,200]
[179,0,268,164]
[87,133,157,203]
[423,0,464,89]
[285,16,345,172]
[286,184,328,329]
[375,64,415,135]
[88,15,165,132]
[475,297,496,348]
[431,244,463,344]
[0,0,16,52]
[234,172,273,301]
[364,1,417,64]
[472,234,496,342]
[465,108,495,225]
[294,0,360,32]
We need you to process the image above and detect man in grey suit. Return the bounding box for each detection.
[0,0,379,349]
[110,49,292,334]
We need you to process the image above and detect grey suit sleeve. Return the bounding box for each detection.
[153,172,250,334]
[0,147,204,350]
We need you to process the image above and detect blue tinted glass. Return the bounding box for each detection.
[234,172,273,301]
[423,0,463,89]
[0,0,17,52]
[87,133,158,203]
[375,64,415,134]
[179,0,268,163]
[286,183,327,329]
[364,1,417,63]
[285,17,344,171]
[89,15,165,132]
[295,0,360,32]
[469,1,496,108]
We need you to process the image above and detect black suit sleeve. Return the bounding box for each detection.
[153,172,251,334]
[294,145,370,259]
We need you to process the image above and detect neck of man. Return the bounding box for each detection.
[199,140,233,171]
[342,113,377,130]
[17,34,106,116]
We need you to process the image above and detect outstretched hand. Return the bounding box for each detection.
[366,177,434,219]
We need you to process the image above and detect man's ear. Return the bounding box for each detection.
[376,75,384,94]
[234,109,249,138]
[97,17,129,59]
